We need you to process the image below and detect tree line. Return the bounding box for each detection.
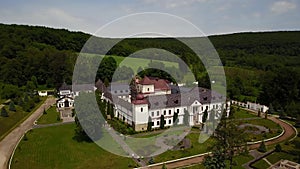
[0,23,299,117]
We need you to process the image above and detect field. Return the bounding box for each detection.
[81,53,196,83]
[11,123,136,169]
[82,53,179,72]
[37,106,61,124]
[0,97,46,140]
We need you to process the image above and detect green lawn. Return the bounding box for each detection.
[228,154,254,169]
[37,106,61,124]
[252,159,270,169]
[235,118,283,142]
[0,97,46,140]
[232,107,258,119]
[154,131,217,163]
[12,123,136,169]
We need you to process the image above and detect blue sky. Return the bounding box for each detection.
[0,0,299,36]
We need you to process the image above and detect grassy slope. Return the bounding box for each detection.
[12,124,135,169]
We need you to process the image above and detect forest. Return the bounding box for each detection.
[0,23,299,117]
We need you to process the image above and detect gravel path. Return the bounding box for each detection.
[0,97,55,169]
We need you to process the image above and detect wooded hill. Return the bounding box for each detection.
[0,23,299,117]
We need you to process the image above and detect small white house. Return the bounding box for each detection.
[38,91,48,97]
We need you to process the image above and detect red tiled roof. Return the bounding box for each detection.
[132,99,148,105]
[139,76,153,85]
[140,76,171,91]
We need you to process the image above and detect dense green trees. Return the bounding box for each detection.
[0,23,299,117]
[9,101,16,112]
[97,57,117,83]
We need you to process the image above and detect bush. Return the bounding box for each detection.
[57,115,61,121]
[258,141,267,153]
[23,134,28,141]
[1,107,9,117]
[275,144,282,152]
[9,101,16,111]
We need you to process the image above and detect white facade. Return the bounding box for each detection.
[231,100,268,113]
[101,77,229,131]
[38,91,48,97]
[57,97,74,108]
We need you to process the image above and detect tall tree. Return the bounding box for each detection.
[203,147,226,169]
[211,112,247,169]
[1,107,9,117]
[147,116,152,131]
[160,115,165,129]
[183,109,190,126]
[130,77,138,101]
[173,112,178,125]
[9,101,16,112]
[202,108,208,130]
[97,57,117,82]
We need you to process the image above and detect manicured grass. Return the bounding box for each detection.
[37,106,61,124]
[229,154,254,169]
[252,159,270,169]
[154,131,217,163]
[12,123,136,169]
[0,97,46,140]
[235,118,283,142]
[266,152,296,164]
[232,107,258,119]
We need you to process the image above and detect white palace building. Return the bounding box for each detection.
[100,76,230,131]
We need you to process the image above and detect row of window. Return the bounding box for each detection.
[152,119,172,126]
[145,104,222,114]
[150,108,182,117]
[113,90,129,94]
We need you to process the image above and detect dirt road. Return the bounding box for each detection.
[0,97,55,169]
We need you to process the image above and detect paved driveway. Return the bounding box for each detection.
[0,97,55,169]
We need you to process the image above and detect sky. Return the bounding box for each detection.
[0,0,299,36]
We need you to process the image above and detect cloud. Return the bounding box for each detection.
[270,1,296,14]
[142,0,209,9]
[40,8,83,26]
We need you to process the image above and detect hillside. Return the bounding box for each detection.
[0,23,299,117]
